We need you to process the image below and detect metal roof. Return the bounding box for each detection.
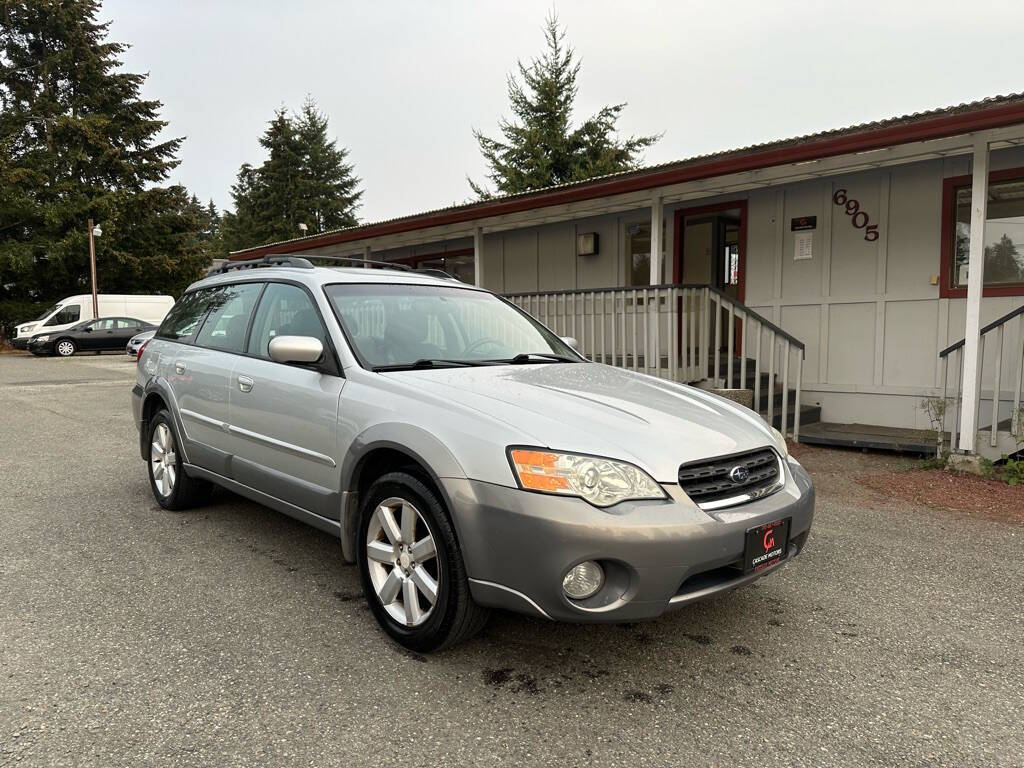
[232,91,1024,258]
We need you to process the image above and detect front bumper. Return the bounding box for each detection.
[13,337,29,350]
[27,338,54,354]
[443,458,814,622]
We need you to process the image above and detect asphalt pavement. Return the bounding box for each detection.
[1,352,1021,767]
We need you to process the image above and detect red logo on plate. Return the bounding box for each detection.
[763,529,775,550]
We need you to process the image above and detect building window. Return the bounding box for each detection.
[404,251,475,283]
[624,222,651,286]
[951,176,1024,288]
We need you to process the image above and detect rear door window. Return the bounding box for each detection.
[247,283,327,359]
[193,283,264,354]
[157,291,215,342]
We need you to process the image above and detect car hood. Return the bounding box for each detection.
[386,363,777,482]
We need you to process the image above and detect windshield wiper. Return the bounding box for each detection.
[500,352,580,364]
[372,358,494,372]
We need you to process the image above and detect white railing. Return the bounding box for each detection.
[505,284,806,440]
[940,305,1024,455]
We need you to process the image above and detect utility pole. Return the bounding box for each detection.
[88,218,99,318]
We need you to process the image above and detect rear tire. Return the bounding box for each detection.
[146,409,210,511]
[55,339,76,357]
[357,471,489,652]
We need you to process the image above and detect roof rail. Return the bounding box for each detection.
[295,254,412,271]
[213,255,314,274]
[414,268,461,281]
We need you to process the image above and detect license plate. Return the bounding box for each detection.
[744,517,791,574]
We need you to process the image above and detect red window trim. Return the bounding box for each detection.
[939,166,1024,298]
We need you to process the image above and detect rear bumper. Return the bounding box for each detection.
[443,457,814,622]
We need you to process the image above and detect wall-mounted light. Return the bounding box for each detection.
[576,232,599,256]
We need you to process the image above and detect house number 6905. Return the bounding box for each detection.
[832,189,879,242]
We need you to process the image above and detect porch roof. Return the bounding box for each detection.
[231,91,1024,260]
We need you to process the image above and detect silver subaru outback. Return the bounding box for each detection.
[131,257,814,651]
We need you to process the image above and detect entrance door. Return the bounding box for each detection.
[674,202,747,368]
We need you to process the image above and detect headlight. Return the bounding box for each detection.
[21,324,35,333]
[34,335,49,342]
[509,448,666,507]
[769,426,788,458]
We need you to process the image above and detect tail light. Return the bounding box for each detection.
[136,339,150,364]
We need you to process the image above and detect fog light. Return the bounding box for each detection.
[562,561,605,600]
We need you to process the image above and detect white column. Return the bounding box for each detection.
[649,193,664,285]
[473,227,485,287]
[363,244,371,267]
[957,139,990,453]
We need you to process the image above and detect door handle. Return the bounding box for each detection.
[238,375,254,393]
[174,361,186,375]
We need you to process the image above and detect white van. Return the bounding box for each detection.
[13,294,175,349]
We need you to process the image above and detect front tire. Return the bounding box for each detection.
[357,471,489,652]
[55,339,76,357]
[146,409,210,510]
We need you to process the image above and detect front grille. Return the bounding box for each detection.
[678,447,781,508]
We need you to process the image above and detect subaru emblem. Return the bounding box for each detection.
[729,465,750,484]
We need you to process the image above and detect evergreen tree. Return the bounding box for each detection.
[296,99,361,232]
[984,234,1024,283]
[0,0,210,326]
[221,100,362,251]
[470,13,660,198]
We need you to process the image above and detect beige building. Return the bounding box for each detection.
[231,94,1024,459]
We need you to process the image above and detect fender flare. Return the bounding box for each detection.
[338,423,466,562]
[138,377,191,464]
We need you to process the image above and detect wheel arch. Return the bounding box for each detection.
[339,425,466,563]
[138,378,189,464]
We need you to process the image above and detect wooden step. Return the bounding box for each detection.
[759,403,821,431]
[797,422,936,453]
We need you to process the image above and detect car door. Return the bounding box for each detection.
[111,318,142,349]
[79,318,113,350]
[164,283,263,476]
[227,281,344,519]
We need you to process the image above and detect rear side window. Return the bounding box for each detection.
[157,291,213,342]
[193,283,263,353]
[247,283,326,358]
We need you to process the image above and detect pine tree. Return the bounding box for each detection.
[0,0,210,322]
[296,99,361,233]
[221,100,362,251]
[984,234,1024,283]
[470,13,661,198]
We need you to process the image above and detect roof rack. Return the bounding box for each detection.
[297,254,412,271]
[414,268,460,281]
[213,255,314,274]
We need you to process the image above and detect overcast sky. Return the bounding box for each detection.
[101,0,1024,224]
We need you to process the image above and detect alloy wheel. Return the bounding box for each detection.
[365,497,439,627]
[150,422,177,497]
[56,340,75,357]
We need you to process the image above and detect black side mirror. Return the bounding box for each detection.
[83,327,92,333]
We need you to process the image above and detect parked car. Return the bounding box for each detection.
[126,329,156,358]
[30,317,155,357]
[13,294,173,349]
[132,258,814,652]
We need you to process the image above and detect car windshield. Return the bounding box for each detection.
[35,304,59,321]
[325,283,580,370]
